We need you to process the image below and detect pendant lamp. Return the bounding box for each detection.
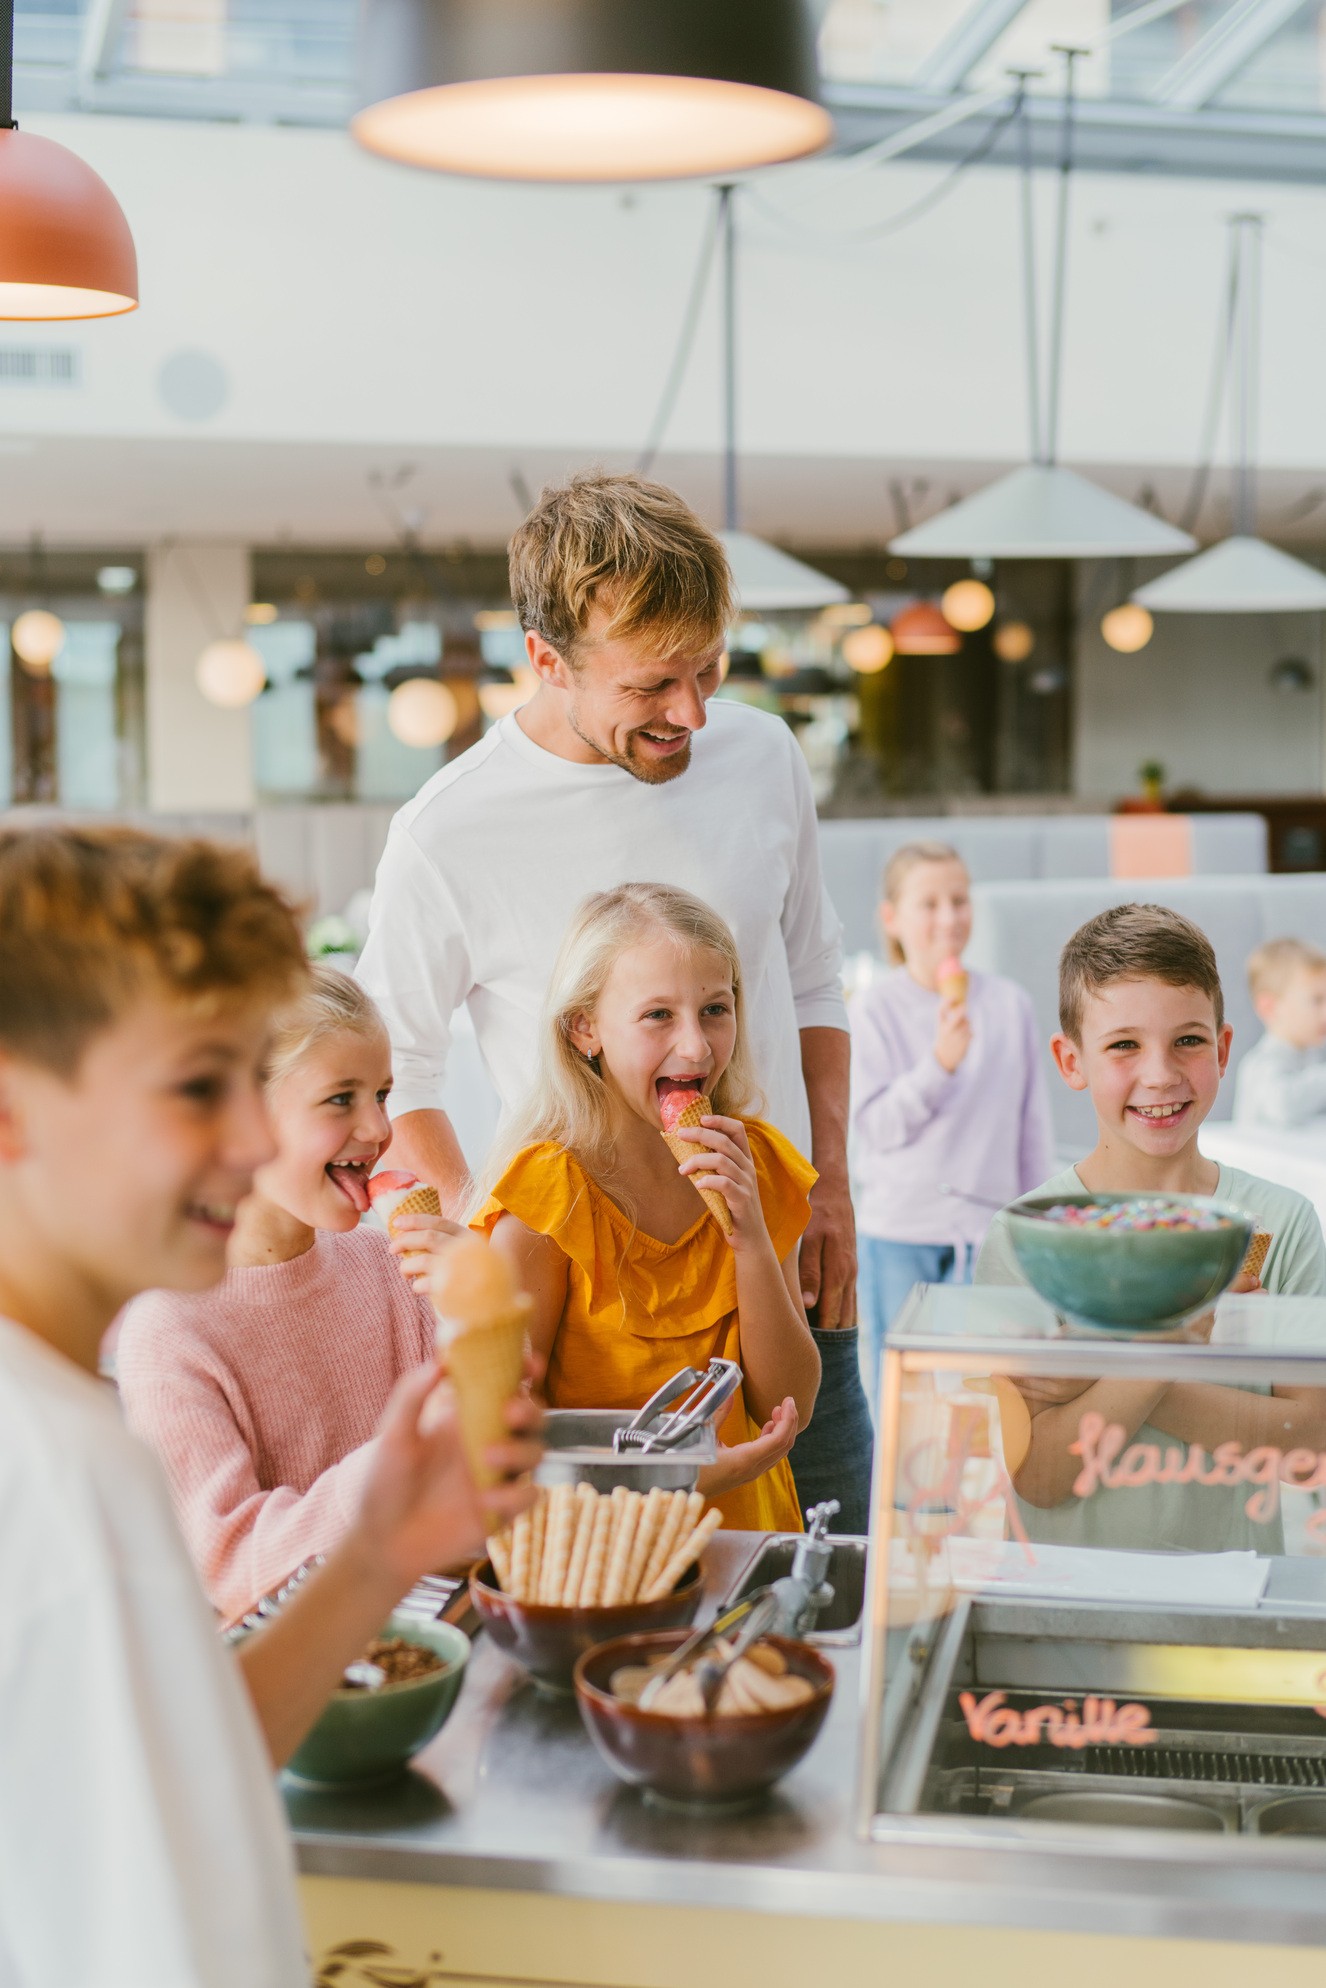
[891,66,1192,563]
[0,2,136,319]
[891,601,960,656]
[711,186,846,613]
[353,0,832,182]
[1134,216,1326,616]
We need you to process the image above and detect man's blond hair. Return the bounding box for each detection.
[1248,936,1326,1003]
[1059,902,1224,1043]
[0,826,307,1072]
[508,470,733,665]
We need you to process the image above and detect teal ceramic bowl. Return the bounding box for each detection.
[1005,1193,1253,1334]
[282,1612,469,1790]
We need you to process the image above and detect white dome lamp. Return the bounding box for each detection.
[1134,215,1326,617]
[353,0,832,183]
[196,638,266,709]
[891,65,1194,564]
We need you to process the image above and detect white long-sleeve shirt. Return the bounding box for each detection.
[356,699,846,1154]
[1234,1031,1326,1129]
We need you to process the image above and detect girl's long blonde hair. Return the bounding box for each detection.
[479,883,760,1205]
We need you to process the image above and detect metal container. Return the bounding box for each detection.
[1252,1797,1326,1836]
[535,1408,716,1493]
[1013,1791,1228,1832]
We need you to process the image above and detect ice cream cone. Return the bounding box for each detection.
[383,1183,441,1233]
[445,1307,528,1489]
[660,1094,733,1236]
[937,955,968,1006]
[1243,1231,1272,1281]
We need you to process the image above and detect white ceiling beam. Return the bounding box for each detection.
[1153,0,1309,110]
[912,0,1033,93]
[75,0,133,90]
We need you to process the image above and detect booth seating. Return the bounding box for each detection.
[818,814,1268,956]
[965,874,1326,1154]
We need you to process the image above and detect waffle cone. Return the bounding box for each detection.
[660,1095,733,1236]
[386,1183,441,1235]
[938,969,968,1005]
[445,1305,528,1489]
[1243,1231,1272,1281]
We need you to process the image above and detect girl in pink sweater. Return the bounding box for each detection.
[117,966,454,1624]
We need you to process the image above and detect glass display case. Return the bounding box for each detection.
[858,1286,1326,1846]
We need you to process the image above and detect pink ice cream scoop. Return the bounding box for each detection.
[367,1169,440,1231]
[658,1084,704,1133]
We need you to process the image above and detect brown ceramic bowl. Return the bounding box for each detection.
[469,1559,703,1692]
[574,1630,835,1809]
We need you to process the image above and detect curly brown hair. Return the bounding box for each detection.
[0,824,308,1071]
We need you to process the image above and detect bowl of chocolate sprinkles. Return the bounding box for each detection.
[283,1612,470,1789]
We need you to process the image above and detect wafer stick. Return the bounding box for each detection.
[642,1505,722,1602]
[602,1490,643,1606]
[508,1506,533,1601]
[487,1528,512,1591]
[562,1484,597,1606]
[640,1488,687,1594]
[577,1488,615,1607]
[539,1483,576,1604]
[527,1491,546,1604]
[623,1487,667,1603]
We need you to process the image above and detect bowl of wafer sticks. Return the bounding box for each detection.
[471,1484,720,1691]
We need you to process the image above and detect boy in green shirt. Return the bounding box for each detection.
[976,902,1326,1552]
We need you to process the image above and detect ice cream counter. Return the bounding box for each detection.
[289,1524,1326,1988]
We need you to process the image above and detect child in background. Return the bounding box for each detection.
[470,882,821,1533]
[0,828,537,1987]
[850,841,1054,1409]
[977,903,1326,1553]
[119,965,461,1625]
[1234,937,1326,1128]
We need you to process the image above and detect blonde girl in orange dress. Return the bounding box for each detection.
[470,882,821,1533]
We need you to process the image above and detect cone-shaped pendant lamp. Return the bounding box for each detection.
[0,3,136,319]
[891,67,1192,563]
[353,0,832,182]
[1134,216,1326,614]
[713,186,846,613]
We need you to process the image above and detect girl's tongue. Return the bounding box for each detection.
[657,1078,705,1131]
[328,1161,371,1212]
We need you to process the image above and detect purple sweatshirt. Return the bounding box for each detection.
[849,966,1056,1247]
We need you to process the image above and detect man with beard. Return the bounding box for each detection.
[357,471,872,1527]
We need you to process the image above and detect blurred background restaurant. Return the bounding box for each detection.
[10,0,1326,883]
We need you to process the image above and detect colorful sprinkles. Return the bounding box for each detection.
[1040,1198,1234,1233]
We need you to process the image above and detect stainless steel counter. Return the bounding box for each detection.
[288,1534,1326,1948]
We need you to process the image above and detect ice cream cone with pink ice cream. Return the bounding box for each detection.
[937,955,969,1006]
[428,1233,532,1490]
[367,1168,442,1233]
[658,1083,734,1236]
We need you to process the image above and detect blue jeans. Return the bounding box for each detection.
[858,1237,973,1424]
[786,1325,875,1539]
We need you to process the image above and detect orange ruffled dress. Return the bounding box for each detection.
[474,1120,816,1533]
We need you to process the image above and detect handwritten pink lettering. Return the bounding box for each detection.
[1069,1412,1326,1538]
[960,1689,1155,1749]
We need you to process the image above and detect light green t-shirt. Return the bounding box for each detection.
[974,1162,1326,1553]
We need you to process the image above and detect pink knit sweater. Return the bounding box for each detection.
[116,1227,435,1624]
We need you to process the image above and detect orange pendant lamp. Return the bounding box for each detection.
[0,1,137,320]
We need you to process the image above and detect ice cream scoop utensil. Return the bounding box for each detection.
[615,1358,743,1457]
[695,1590,783,1713]
[637,1590,771,1710]
[615,1368,703,1447]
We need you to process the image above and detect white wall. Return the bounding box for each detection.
[144,542,253,810]
[1074,604,1326,797]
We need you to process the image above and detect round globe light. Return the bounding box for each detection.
[941,578,995,633]
[11,607,66,671]
[196,638,266,709]
[1101,603,1154,654]
[388,677,458,748]
[891,601,960,656]
[842,624,894,673]
[993,620,1035,663]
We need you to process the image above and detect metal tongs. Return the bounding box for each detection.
[612,1358,743,1456]
[637,1500,840,1710]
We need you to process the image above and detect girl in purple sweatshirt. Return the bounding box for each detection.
[850,842,1054,1414]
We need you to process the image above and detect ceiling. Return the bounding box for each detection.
[2,431,1325,554]
[17,0,1326,182]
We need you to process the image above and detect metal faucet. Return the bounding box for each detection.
[769,1499,840,1637]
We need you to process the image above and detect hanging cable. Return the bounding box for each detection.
[1014,77,1043,468]
[635,196,722,476]
[1176,230,1240,535]
[1044,48,1083,467]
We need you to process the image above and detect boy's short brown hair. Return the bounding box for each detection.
[1059,902,1225,1042]
[0,825,307,1073]
[508,470,733,665]
[1247,936,1326,1003]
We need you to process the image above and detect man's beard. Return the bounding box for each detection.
[567,708,693,785]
